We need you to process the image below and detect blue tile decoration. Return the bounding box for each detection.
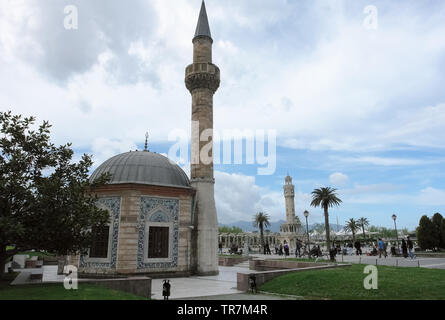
[149,210,169,222]
[79,196,121,269]
[137,197,179,269]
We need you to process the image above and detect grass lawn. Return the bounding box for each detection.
[259,264,445,300]
[0,273,148,300]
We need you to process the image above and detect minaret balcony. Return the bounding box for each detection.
[185,63,220,93]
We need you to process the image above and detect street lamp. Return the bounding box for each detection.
[304,210,310,251]
[392,214,399,249]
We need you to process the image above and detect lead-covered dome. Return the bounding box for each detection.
[90,151,190,188]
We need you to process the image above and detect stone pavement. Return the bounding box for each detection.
[331,254,445,269]
[9,254,445,300]
[151,266,252,300]
[182,293,299,300]
[248,253,445,269]
[11,266,64,285]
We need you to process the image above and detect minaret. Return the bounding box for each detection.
[284,175,295,225]
[185,1,220,275]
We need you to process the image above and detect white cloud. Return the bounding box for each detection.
[214,171,318,224]
[329,172,349,187]
[1,0,445,155]
[90,138,138,169]
[417,187,445,206]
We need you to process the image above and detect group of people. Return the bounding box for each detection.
[335,236,416,259]
[375,237,415,259]
[273,240,290,256]
[220,236,416,260]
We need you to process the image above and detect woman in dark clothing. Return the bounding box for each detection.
[401,239,408,258]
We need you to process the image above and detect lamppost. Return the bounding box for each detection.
[392,214,399,249]
[304,210,310,251]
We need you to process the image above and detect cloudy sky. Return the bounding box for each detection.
[1,0,445,230]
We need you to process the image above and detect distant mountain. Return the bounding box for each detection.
[219,221,344,233]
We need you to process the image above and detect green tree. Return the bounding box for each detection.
[310,187,342,254]
[441,219,445,249]
[253,212,270,247]
[432,213,444,250]
[218,226,243,233]
[0,112,110,279]
[357,217,370,239]
[344,218,359,242]
[416,215,436,250]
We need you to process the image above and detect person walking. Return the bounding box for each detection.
[407,236,415,259]
[266,242,271,255]
[218,242,223,255]
[354,240,362,255]
[284,240,290,256]
[295,239,302,257]
[401,239,408,258]
[377,238,385,258]
[279,243,283,256]
[348,242,353,255]
[382,240,388,258]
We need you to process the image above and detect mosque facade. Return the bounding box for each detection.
[75,1,219,277]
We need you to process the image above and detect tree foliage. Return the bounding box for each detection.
[417,213,445,251]
[344,218,359,242]
[310,187,342,252]
[253,212,270,246]
[0,112,110,278]
[218,226,243,234]
[357,217,370,239]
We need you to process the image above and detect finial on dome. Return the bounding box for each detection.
[144,132,149,152]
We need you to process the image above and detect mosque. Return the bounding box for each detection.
[76,1,219,277]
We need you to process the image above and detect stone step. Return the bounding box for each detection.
[233,261,250,268]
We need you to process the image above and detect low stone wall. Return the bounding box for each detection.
[218,256,248,266]
[81,276,152,298]
[249,259,327,271]
[415,252,445,258]
[238,260,351,292]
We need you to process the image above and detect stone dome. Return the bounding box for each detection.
[90,151,190,188]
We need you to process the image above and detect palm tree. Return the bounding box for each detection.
[310,187,342,253]
[357,217,370,239]
[345,218,359,242]
[253,212,271,247]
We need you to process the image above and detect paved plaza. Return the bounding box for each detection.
[151,266,252,300]
[334,253,445,269]
[247,253,445,269]
[8,253,445,299]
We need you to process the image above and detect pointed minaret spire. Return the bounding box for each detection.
[194,0,212,41]
[144,132,149,152]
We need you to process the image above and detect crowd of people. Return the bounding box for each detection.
[220,236,417,260]
[333,236,416,259]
